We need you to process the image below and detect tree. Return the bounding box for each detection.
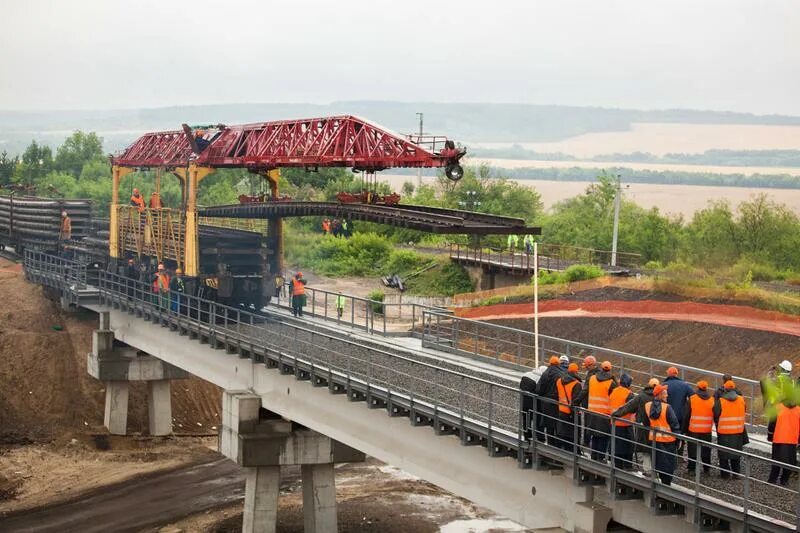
[55,131,104,176]
[0,151,17,187]
[18,140,54,184]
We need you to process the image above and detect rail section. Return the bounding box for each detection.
[420,311,765,429]
[23,251,799,532]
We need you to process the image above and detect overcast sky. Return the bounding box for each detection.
[1,0,797,114]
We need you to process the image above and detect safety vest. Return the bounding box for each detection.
[157,273,170,292]
[556,378,578,415]
[688,395,714,434]
[587,375,612,415]
[644,401,676,443]
[60,217,72,240]
[610,386,634,427]
[131,194,145,213]
[717,395,746,435]
[773,403,800,445]
[292,280,305,296]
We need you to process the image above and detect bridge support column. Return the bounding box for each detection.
[221,390,365,533]
[89,312,189,436]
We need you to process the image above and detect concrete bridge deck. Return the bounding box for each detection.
[21,252,800,533]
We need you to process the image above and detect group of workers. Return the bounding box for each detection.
[321,218,351,238]
[507,234,536,254]
[521,356,800,487]
[130,188,163,212]
[123,258,185,311]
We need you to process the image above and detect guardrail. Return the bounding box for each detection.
[420,311,764,428]
[23,249,92,291]
[22,251,799,530]
[449,243,642,272]
[269,282,451,337]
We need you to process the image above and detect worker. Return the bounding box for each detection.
[663,366,694,456]
[536,356,565,446]
[274,274,285,298]
[609,373,636,469]
[761,360,795,411]
[573,360,616,461]
[580,355,599,449]
[520,365,546,443]
[149,191,163,209]
[322,218,331,235]
[713,380,748,478]
[523,234,534,255]
[683,380,714,475]
[556,363,582,452]
[766,397,800,486]
[332,218,342,237]
[507,234,519,253]
[643,384,681,485]
[130,188,145,213]
[59,210,72,242]
[336,292,346,319]
[289,271,307,317]
[714,373,734,401]
[170,267,185,313]
[155,263,170,309]
[341,219,349,238]
[558,354,569,371]
[125,258,139,297]
[613,377,659,473]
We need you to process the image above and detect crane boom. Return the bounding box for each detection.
[113,115,465,179]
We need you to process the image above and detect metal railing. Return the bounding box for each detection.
[23,249,91,290]
[268,282,452,337]
[421,311,764,428]
[449,243,642,272]
[22,251,799,531]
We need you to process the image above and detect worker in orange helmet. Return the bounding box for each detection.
[555,363,583,453]
[683,380,714,475]
[580,355,599,449]
[609,373,636,469]
[154,263,171,309]
[289,271,307,317]
[714,380,748,478]
[536,355,566,447]
[573,360,617,461]
[130,188,145,213]
[643,384,681,485]
[767,391,800,485]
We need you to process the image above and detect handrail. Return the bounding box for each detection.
[22,251,800,530]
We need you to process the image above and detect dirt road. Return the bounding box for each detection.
[0,458,244,533]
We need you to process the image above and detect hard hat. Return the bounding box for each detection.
[583,355,596,368]
[779,360,793,372]
[697,380,708,391]
[296,271,303,277]
[648,378,660,387]
[653,384,668,397]
[61,210,67,216]
[175,268,183,274]
[724,380,736,390]
[601,360,612,371]
[568,363,579,373]
[549,356,559,365]
[667,366,679,377]
[133,188,139,194]
[157,263,165,270]
[559,355,569,364]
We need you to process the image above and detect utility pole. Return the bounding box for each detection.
[416,112,424,189]
[611,174,621,267]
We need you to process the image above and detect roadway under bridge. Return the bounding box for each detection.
[199,201,540,235]
[21,251,798,533]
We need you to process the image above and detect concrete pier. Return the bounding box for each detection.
[221,390,365,533]
[89,312,188,435]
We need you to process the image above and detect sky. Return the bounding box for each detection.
[1,0,798,114]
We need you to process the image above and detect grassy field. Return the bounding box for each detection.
[470,122,800,157]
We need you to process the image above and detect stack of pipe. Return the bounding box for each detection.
[0,195,92,251]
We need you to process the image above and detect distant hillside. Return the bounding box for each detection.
[1,101,799,155]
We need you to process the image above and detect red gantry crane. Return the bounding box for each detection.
[109,115,466,277]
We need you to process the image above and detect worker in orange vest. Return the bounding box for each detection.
[155,263,171,309]
[130,188,146,213]
[573,360,616,461]
[555,363,582,452]
[609,373,635,469]
[644,384,681,485]
[683,380,714,475]
[290,271,307,317]
[767,399,800,485]
[713,380,748,478]
[149,191,163,209]
[59,210,72,241]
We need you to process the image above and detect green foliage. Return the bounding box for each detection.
[383,250,428,275]
[405,259,474,296]
[54,131,104,176]
[532,264,605,286]
[367,290,385,314]
[0,151,17,187]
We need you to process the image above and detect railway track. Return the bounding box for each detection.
[199,201,539,235]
